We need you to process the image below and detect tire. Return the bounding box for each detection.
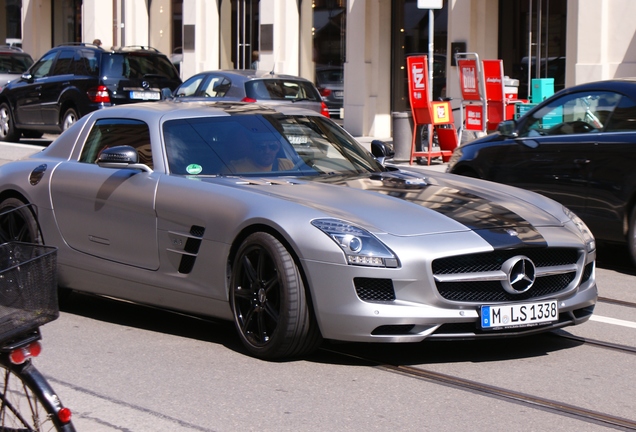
[0,359,75,431]
[230,232,322,360]
[60,107,78,132]
[0,102,21,142]
[628,206,636,266]
[0,197,42,244]
[22,130,44,139]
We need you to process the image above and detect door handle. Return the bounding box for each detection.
[574,159,591,165]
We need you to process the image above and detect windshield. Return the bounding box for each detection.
[163,114,384,176]
[244,80,321,102]
[103,53,180,80]
[0,53,33,74]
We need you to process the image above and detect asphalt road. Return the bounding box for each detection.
[0,138,634,431]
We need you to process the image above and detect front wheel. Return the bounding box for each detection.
[230,232,322,360]
[0,360,75,431]
[0,102,21,142]
[60,107,78,132]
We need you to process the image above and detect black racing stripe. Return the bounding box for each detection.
[414,186,548,248]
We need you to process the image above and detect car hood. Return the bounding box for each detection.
[210,169,565,241]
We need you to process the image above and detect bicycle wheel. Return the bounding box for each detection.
[0,359,74,431]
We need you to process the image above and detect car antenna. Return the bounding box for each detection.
[269,65,275,75]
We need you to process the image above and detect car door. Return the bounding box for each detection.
[12,50,58,125]
[39,49,75,125]
[582,93,636,242]
[486,91,605,217]
[49,118,160,270]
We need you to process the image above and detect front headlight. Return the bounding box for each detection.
[563,207,596,253]
[311,219,399,268]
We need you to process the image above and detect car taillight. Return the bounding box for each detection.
[319,87,332,97]
[9,341,42,364]
[241,96,257,103]
[321,101,330,118]
[87,85,111,103]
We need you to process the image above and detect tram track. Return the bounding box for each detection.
[322,346,636,430]
[599,296,636,309]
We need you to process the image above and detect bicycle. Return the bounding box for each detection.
[0,205,75,431]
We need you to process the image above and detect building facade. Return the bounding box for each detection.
[2,0,636,138]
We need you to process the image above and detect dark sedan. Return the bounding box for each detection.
[447,78,636,264]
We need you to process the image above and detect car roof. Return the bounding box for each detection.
[0,46,32,56]
[83,100,322,121]
[199,69,315,83]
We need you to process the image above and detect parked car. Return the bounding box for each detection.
[0,101,596,360]
[0,46,33,88]
[0,43,181,142]
[315,66,343,118]
[447,78,636,263]
[172,69,330,117]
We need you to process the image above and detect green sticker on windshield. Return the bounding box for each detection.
[186,164,203,175]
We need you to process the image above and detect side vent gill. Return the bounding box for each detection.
[167,225,206,274]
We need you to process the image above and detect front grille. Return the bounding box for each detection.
[354,278,396,301]
[432,248,579,274]
[433,248,581,303]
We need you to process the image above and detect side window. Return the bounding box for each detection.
[519,91,620,137]
[175,75,204,97]
[51,50,74,76]
[80,119,153,169]
[75,50,99,76]
[605,95,636,131]
[30,51,58,79]
[203,76,231,97]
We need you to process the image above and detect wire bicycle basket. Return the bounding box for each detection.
[0,242,59,344]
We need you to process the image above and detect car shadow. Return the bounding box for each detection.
[308,331,583,367]
[60,291,586,365]
[59,291,247,354]
[595,242,636,275]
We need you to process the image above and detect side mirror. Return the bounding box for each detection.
[371,139,395,165]
[97,145,153,173]
[497,120,518,138]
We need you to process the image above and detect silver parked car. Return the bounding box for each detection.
[172,69,331,117]
[0,101,597,360]
[0,46,33,88]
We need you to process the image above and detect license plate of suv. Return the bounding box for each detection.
[131,91,160,100]
[481,300,558,330]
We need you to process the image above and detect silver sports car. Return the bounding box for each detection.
[0,101,597,359]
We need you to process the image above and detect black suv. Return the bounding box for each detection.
[0,43,181,142]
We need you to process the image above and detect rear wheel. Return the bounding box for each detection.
[0,197,42,244]
[60,108,78,132]
[230,232,321,360]
[0,103,21,142]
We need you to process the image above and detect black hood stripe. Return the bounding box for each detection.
[343,173,547,249]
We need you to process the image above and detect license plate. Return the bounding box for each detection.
[481,300,558,330]
[130,91,160,100]
[334,91,344,98]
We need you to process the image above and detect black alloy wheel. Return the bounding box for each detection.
[230,232,321,360]
[0,198,42,244]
